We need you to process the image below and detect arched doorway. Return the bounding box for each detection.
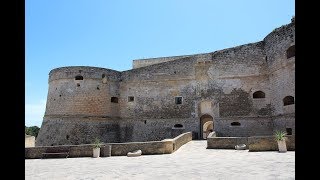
[200,114,214,139]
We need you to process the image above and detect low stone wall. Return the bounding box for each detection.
[25,132,192,159]
[25,135,35,147]
[110,141,173,156]
[172,132,193,152]
[206,133,295,151]
[248,135,295,151]
[207,136,248,149]
[25,144,97,159]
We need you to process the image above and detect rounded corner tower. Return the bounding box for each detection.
[36,66,122,146]
[263,19,295,133]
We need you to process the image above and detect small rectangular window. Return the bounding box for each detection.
[128,96,134,102]
[111,97,118,103]
[175,97,182,104]
[286,128,292,135]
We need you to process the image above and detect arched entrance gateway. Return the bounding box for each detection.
[200,114,214,139]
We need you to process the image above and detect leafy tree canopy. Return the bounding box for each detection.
[25,126,40,137]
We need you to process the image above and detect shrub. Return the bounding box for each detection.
[274,130,286,141]
[93,138,102,148]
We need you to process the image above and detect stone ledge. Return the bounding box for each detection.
[26,132,192,159]
[248,135,295,151]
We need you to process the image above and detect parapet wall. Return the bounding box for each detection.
[248,135,295,151]
[206,133,295,151]
[207,136,248,149]
[172,132,193,151]
[132,55,190,69]
[27,132,192,158]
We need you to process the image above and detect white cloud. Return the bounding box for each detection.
[25,100,46,127]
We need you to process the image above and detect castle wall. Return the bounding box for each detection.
[25,135,35,147]
[45,66,121,117]
[214,117,273,137]
[37,67,122,146]
[37,20,295,145]
[132,55,190,69]
[192,42,273,137]
[118,118,198,142]
[120,57,197,119]
[264,20,295,133]
[36,117,122,146]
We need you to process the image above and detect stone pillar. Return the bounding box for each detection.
[101,144,112,157]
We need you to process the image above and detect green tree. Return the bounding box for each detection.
[25,126,40,137]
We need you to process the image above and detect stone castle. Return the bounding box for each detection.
[36,18,295,146]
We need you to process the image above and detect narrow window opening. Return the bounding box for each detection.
[128,96,134,102]
[231,122,241,126]
[75,75,83,80]
[175,97,182,104]
[174,124,183,128]
[283,96,294,106]
[286,128,292,135]
[66,135,69,140]
[97,86,100,90]
[253,91,265,99]
[286,45,295,59]
[77,83,80,87]
[111,97,119,103]
[144,120,147,124]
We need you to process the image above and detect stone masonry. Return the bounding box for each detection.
[36,18,295,146]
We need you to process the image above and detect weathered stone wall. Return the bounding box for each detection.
[36,116,197,146]
[133,55,190,69]
[27,132,192,158]
[207,136,248,149]
[206,135,295,151]
[25,135,35,147]
[36,117,122,146]
[37,20,295,145]
[110,141,173,156]
[172,132,193,151]
[272,115,295,134]
[214,117,273,137]
[264,22,295,116]
[118,118,198,142]
[248,135,295,151]
[264,21,295,133]
[45,66,121,117]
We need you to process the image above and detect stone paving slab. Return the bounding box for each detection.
[25,141,295,179]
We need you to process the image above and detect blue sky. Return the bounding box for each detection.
[26,0,295,127]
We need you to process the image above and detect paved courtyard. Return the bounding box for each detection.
[25,141,295,179]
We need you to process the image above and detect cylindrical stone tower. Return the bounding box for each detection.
[36,66,121,146]
[264,18,295,134]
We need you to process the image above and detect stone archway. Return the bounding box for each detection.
[203,121,213,139]
[200,114,214,139]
